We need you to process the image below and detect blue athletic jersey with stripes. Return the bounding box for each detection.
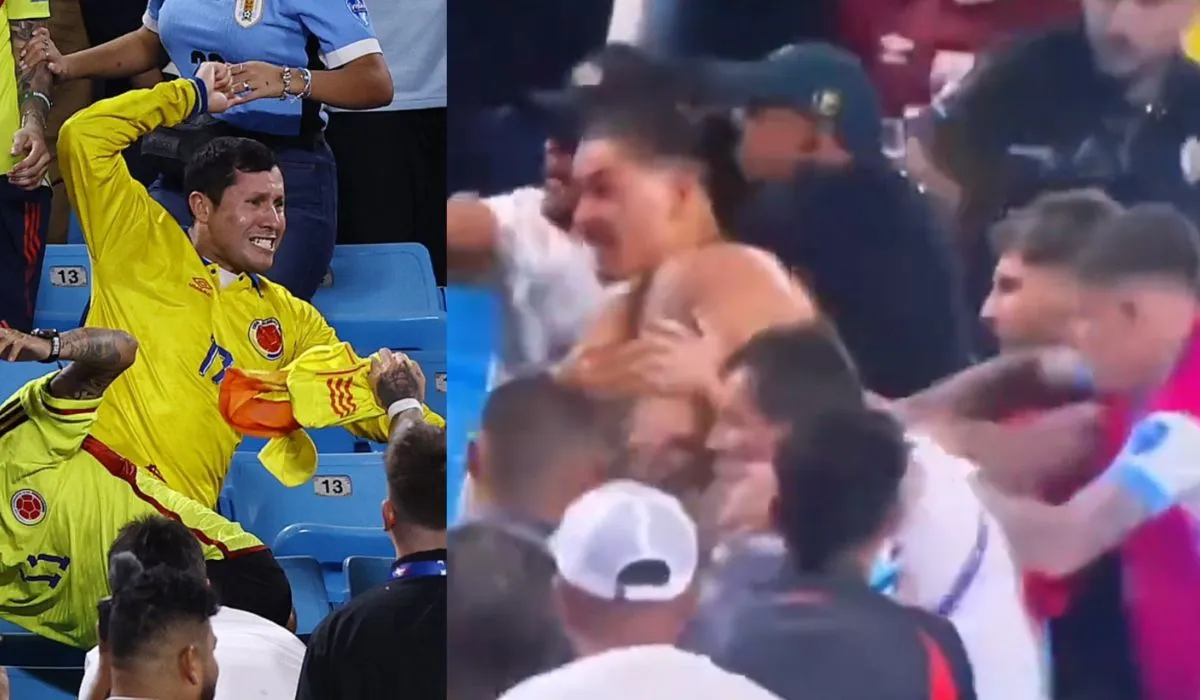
[144,0,381,135]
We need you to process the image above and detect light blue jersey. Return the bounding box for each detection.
[144,0,381,135]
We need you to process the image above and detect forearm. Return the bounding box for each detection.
[10,20,51,130]
[66,27,160,80]
[47,328,139,401]
[974,471,1146,577]
[304,55,392,109]
[896,351,1070,421]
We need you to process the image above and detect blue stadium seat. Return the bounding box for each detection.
[34,245,91,331]
[237,427,368,456]
[222,452,387,546]
[344,556,394,598]
[312,243,445,353]
[0,361,58,402]
[276,556,331,636]
[5,668,83,700]
[406,349,446,417]
[66,212,85,245]
[0,617,85,669]
[274,523,392,604]
[446,285,499,524]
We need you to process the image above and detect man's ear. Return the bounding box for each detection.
[180,644,202,686]
[381,499,397,531]
[188,191,214,224]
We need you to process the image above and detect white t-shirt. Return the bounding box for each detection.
[78,607,306,700]
[498,645,782,700]
[901,434,1047,700]
[484,187,611,384]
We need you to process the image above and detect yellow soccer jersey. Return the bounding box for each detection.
[0,0,49,175]
[0,372,263,648]
[58,79,385,507]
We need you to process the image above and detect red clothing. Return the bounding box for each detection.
[837,0,1078,116]
[1095,322,1200,700]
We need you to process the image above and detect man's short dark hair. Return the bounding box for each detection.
[108,516,206,582]
[184,136,279,207]
[723,322,864,428]
[1073,203,1200,288]
[773,409,907,574]
[386,423,447,531]
[447,523,573,700]
[480,374,624,502]
[107,558,219,669]
[988,188,1124,266]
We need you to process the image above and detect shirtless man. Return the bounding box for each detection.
[560,97,814,502]
[446,45,681,382]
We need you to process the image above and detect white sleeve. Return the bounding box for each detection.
[78,647,100,700]
[1100,411,1200,516]
[485,187,593,281]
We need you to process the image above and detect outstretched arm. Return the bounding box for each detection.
[895,348,1090,422]
[974,411,1200,577]
[0,327,139,401]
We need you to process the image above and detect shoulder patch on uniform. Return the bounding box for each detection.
[346,0,371,27]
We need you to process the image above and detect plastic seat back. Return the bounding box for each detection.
[34,245,91,331]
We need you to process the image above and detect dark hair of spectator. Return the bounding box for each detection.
[386,423,448,531]
[107,557,219,670]
[108,516,206,584]
[480,374,624,502]
[773,409,907,574]
[184,136,279,207]
[580,99,748,232]
[723,323,864,427]
[1073,203,1200,289]
[447,523,574,700]
[989,188,1124,267]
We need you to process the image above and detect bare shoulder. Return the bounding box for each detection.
[681,242,814,312]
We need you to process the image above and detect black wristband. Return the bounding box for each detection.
[31,328,61,364]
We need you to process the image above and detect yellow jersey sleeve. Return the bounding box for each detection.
[6,0,49,20]
[58,79,200,269]
[2,372,102,464]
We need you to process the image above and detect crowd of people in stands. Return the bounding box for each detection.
[0,0,447,698]
[449,0,1200,698]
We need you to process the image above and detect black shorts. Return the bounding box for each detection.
[205,549,294,629]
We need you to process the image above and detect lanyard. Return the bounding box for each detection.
[390,560,447,581]
[934,511,989,617]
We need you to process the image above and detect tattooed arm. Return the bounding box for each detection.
[47,329,139,400]
[368,349,426,436]
[0,327,138,400]
[8,18,53,189]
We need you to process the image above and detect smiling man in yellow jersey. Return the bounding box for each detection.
[55,63,443,507]
[0,325,288,648]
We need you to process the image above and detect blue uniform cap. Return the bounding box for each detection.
[691,42,884,160]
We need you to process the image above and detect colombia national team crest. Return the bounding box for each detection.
[249,318,285,361]
[11,489,47,526]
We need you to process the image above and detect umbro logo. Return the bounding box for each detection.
[189,277,214,297]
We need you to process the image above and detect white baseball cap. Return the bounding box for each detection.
[549,480,700,602]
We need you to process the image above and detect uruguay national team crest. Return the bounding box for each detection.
[346,0,370,27]
[11,489,47,526]
[249,318,285,361]
[234,0,264,28]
